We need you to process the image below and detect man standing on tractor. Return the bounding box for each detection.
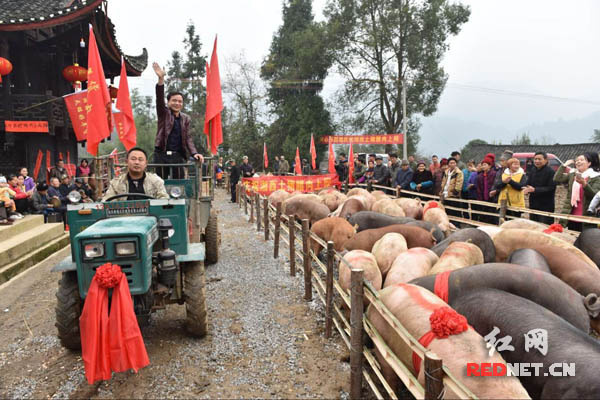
[103,148,169,201]
[152,62,204,179]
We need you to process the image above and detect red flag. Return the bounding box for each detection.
[116,57,136,150]
[86,24,113,156]
[204,36,224,155]
[63,90,89,141]
[263,142,268,169]
[348,144,355,183]
[310,134,317,170]
[295,147,302,175]
[328,138,335,174]
[33,150,43,181]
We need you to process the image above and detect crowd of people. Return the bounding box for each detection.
[343,149,600,231]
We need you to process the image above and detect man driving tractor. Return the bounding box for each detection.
[102,147,169,201]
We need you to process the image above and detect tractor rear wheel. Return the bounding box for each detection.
[184,261,208,337]
[205,210,219,265]
[55,271,82,350]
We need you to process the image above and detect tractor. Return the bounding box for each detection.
[52,158,219,350]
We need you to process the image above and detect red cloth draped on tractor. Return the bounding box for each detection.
[80,263,149,384]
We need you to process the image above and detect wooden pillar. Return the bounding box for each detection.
[325,240,334,338]
[288,214,296,276]
[274,203,281,259]
[243,187,248,215]
[396,186,402,198]
[264,198,269,241]
[249,191,255,223]
[424,353,444,400]
[236,183,241,204]
[367,180,372,192]
[350,268,364,400]
[302,219,312,301]
[256,193,261,231]
[499,199,507,225]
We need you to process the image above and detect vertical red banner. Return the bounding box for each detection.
[33,150,43,181]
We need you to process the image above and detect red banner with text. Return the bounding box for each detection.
[242,174,340,196]
[319,134,403,145]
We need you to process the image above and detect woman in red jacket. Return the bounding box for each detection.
[8,174,30,214]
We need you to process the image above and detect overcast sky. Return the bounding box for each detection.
[109,0,600,155]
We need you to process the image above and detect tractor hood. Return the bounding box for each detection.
[76,216,158,240]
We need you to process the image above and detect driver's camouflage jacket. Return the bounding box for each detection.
[102,172,169,201]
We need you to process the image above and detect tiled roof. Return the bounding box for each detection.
[0,0,102,29]
[467,143,600,164]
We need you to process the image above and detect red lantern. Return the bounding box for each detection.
[62,63,88,83]
[0,57,12,83]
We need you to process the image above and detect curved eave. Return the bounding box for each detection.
[0,0,103,32]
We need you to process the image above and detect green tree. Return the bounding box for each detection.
[325,0,471,156]
[511,132,532,145]
[591,129,600,142]
[460,138,488,162]
[261,0,334,164]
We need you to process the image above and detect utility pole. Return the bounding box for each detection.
[402,79,408,160]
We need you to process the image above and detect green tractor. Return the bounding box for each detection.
[52,159,219,350]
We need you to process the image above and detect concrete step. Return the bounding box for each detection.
[0,222,65,268]
[0,233,70,285]
[0,214,45,242]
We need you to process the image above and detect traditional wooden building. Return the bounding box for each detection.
[0,0,147,179]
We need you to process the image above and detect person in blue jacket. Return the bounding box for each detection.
[395,159,414,190]
[409,161,434,194]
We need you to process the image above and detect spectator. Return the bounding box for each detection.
[408,155,417,171]
[371,156,390,186]
[18,167,35,195]
[554,152,600,230]
[440,157,464,217]
[240,156,255,178]
[335,153,348,182]
[273,156,280,176]
[490,150,513,201]
[476,155,497,224]
[388,153,401,185]
[74,178,94,200]
[464,162,480,200]
[496,157,527,218]
[525,158,535,176]
[429,155,440,174]
[524,152,557,225]
[278,155,290,175]
[353,158,366,182]
[395,159,414,190]
[50,159,68,180]
[31,182,57,221]
[451,151,466,170]
[302,159,310,176]
[368,154,376,165]
[433,158,448,196]
[353,153,359,169]
[409,161,434,194]
[0,176,21,220]
[229,159,240,203]
[461,160,477,199]
[48,177,65,204]
[8,174,29,214]
[359,160,375,183]
[58,175,76,200]
[76,159,90,178]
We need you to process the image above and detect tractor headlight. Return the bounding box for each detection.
[84,242,104,259]
[169,186,183,198]
[115,241,136,257]
[67,190,81,204]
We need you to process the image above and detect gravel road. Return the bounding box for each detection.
[0,189,351,399]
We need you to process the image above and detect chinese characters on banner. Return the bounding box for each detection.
[4,120,49,133]
[319,134,404,145]
[63,90,89,141]
[242,174,341,196]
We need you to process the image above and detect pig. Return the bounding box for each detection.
[428,242,484,275]
[339,250,381,293]
[268,189,290,208]
[310,217,356,255]
[347,189,376,210]
[477,225,503,240]
[344,224,436,252]
[406,221,445,243]
[281,196,329,224]
[337,197,368,219]
[319,191,347,212]
[347,211,445,242]
[370,190,389,201]
[384,248,439,287]
[502,219,577,244]
[372,198,406,217]
[393,197,424,220]
[507,248,551,273]
[367,284,530,399]
[452,289,600,399]
[493,229,596,267]
[423,205,451,234]
[430,228,496,263]
[410,263,590,332]
[574,228,600,269]
[371,233,408,276]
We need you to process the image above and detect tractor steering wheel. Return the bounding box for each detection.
[104,193,155,202]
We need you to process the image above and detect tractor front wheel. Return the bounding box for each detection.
[183,261,208,337]
[205,210,219,265]
[55,271,82,350]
